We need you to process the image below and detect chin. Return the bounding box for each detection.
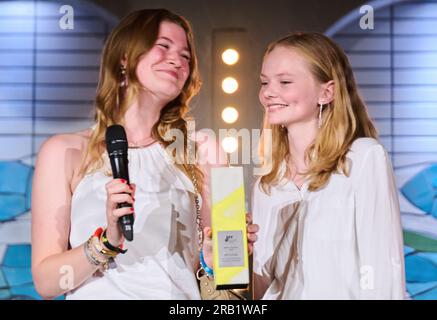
[157,85,183,101]
[266,114,287,126]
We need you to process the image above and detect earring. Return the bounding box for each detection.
[318,103,324,128]
[120,64,127,88]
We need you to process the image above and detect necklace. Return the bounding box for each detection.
[128,136,157,148]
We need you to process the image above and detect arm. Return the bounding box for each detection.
[354,144,406,300]
[31,135,135,299]
[31,135,99,299]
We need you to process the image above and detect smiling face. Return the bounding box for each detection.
[259,46,324,128]
[135,20,191,102]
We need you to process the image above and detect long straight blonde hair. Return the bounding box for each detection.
[259,32,378,193]
[80,9,203,189]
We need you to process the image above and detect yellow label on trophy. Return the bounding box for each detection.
[210,167,249,289]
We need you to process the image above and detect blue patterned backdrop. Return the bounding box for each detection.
[0,0,117,299]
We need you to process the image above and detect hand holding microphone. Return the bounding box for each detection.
[105,125,135,243]
[104,179,136,246]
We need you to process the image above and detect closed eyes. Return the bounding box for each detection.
[157,43,190,61]
[157,43,169,49]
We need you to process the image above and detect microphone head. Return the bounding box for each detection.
[105,124,128,156]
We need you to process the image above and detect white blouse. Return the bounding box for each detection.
[253,138,406,300]
[67,142,201,300]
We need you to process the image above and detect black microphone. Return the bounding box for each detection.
[105,124,134,241]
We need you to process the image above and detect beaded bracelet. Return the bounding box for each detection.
[199,248,214,277]
[83,237,100,266]
[83,227,122,271]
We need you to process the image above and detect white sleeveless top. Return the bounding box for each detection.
[67,142,201,300]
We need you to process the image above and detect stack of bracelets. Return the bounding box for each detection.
[83,227,127,271]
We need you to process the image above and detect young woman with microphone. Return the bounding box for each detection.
[31,9,258,300]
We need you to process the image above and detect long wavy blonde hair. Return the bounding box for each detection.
[259,32,378,193]
[80,9,203,189]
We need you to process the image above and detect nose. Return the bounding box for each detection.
[261,84,277,100]
[167,51,182,68]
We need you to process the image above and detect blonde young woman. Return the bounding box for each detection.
[252,33,405,300]
[31,9,257,300]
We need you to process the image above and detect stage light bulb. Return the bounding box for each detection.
[221,106,239,124]
[222,49,239,65]
[222,137,238,154]
[222,77,238,94]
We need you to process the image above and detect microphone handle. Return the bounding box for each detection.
[118,205,134,241]
[109,155,134,241]
[111,155,130,184]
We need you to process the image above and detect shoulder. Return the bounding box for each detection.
[35,129,92,179]
[38,129,91,157]
[348,137,386,161]
[349,137,381,153]
[347,137,390,177]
